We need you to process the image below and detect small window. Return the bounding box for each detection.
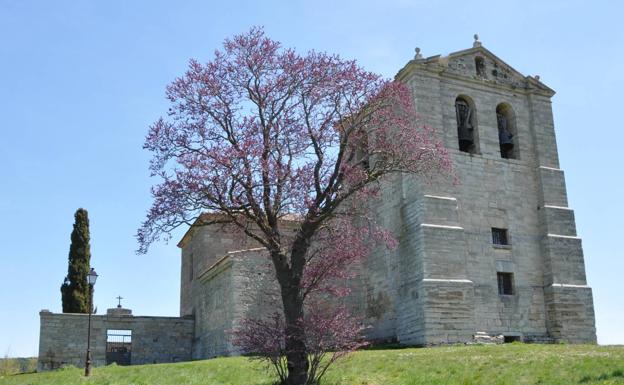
[491,228,509,245]
[497,272,514,295]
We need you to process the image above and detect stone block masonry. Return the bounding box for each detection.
[192,248,279,358]
[362,42,596,346]
[37,308,194,371]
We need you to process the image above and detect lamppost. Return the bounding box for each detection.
[85,267,98,377]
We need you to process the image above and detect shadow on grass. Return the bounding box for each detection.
[580,368,624,383]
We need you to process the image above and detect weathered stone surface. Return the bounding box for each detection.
[189,247,280,358]
[183,45,596,355]
[363,44,595,346]
[37,309,193,371]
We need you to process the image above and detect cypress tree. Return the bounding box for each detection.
[60,208,92,313]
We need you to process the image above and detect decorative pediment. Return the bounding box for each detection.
[398,43,555,96]
[449,47,526,84]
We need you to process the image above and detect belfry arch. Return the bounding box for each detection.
[496,103,518,159]
[455,95,479,154]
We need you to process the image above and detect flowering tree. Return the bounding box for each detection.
[137,27,451,385]
[232,301,368,385]
[231,219,392,385]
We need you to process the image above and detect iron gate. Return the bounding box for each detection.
[106,330,132,365]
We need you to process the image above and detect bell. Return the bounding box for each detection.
[458,125,474,151]
[456,99,474,152]
[499,129,514,151]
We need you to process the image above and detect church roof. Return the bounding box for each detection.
[176,212,301,248]
[176,212,231,248]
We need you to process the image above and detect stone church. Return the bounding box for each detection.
[38,37,596,370]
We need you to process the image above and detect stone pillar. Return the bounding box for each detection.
[529,94,596,343]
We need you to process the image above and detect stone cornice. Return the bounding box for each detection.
[198,254,233,283]
[197,247,265,283]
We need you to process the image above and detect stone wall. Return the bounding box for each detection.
[192,246,368,358]
[179,218,300,357]
[193,254,237,358]
[360,45,596,345]
[37,309,194,371]
[193,248,278,358]
[179,223,256,318]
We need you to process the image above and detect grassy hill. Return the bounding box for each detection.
[1,344,623,385]
[0,357,36,376]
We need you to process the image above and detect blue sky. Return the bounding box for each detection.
[0,0,622,357]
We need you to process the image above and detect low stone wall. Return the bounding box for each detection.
[37,309,194,371]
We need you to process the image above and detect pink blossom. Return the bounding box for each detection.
[138,27,452,385]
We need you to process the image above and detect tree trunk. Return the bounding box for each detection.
[282,285,308,385]
[273,225,314,385]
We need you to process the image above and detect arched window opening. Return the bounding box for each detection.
[349,128,370,171]
[356,133,370,170]
[496,103,518,159]
[455,96,478,153]
[475,57,486,77]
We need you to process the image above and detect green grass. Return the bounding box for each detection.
[1,344,623,385]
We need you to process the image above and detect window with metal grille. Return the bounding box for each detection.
[497,272,514,295]
[491,228,509,245]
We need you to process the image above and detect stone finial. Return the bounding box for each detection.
[535,75,541,81]
[473,33,482,47]
[414,47,423,60]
